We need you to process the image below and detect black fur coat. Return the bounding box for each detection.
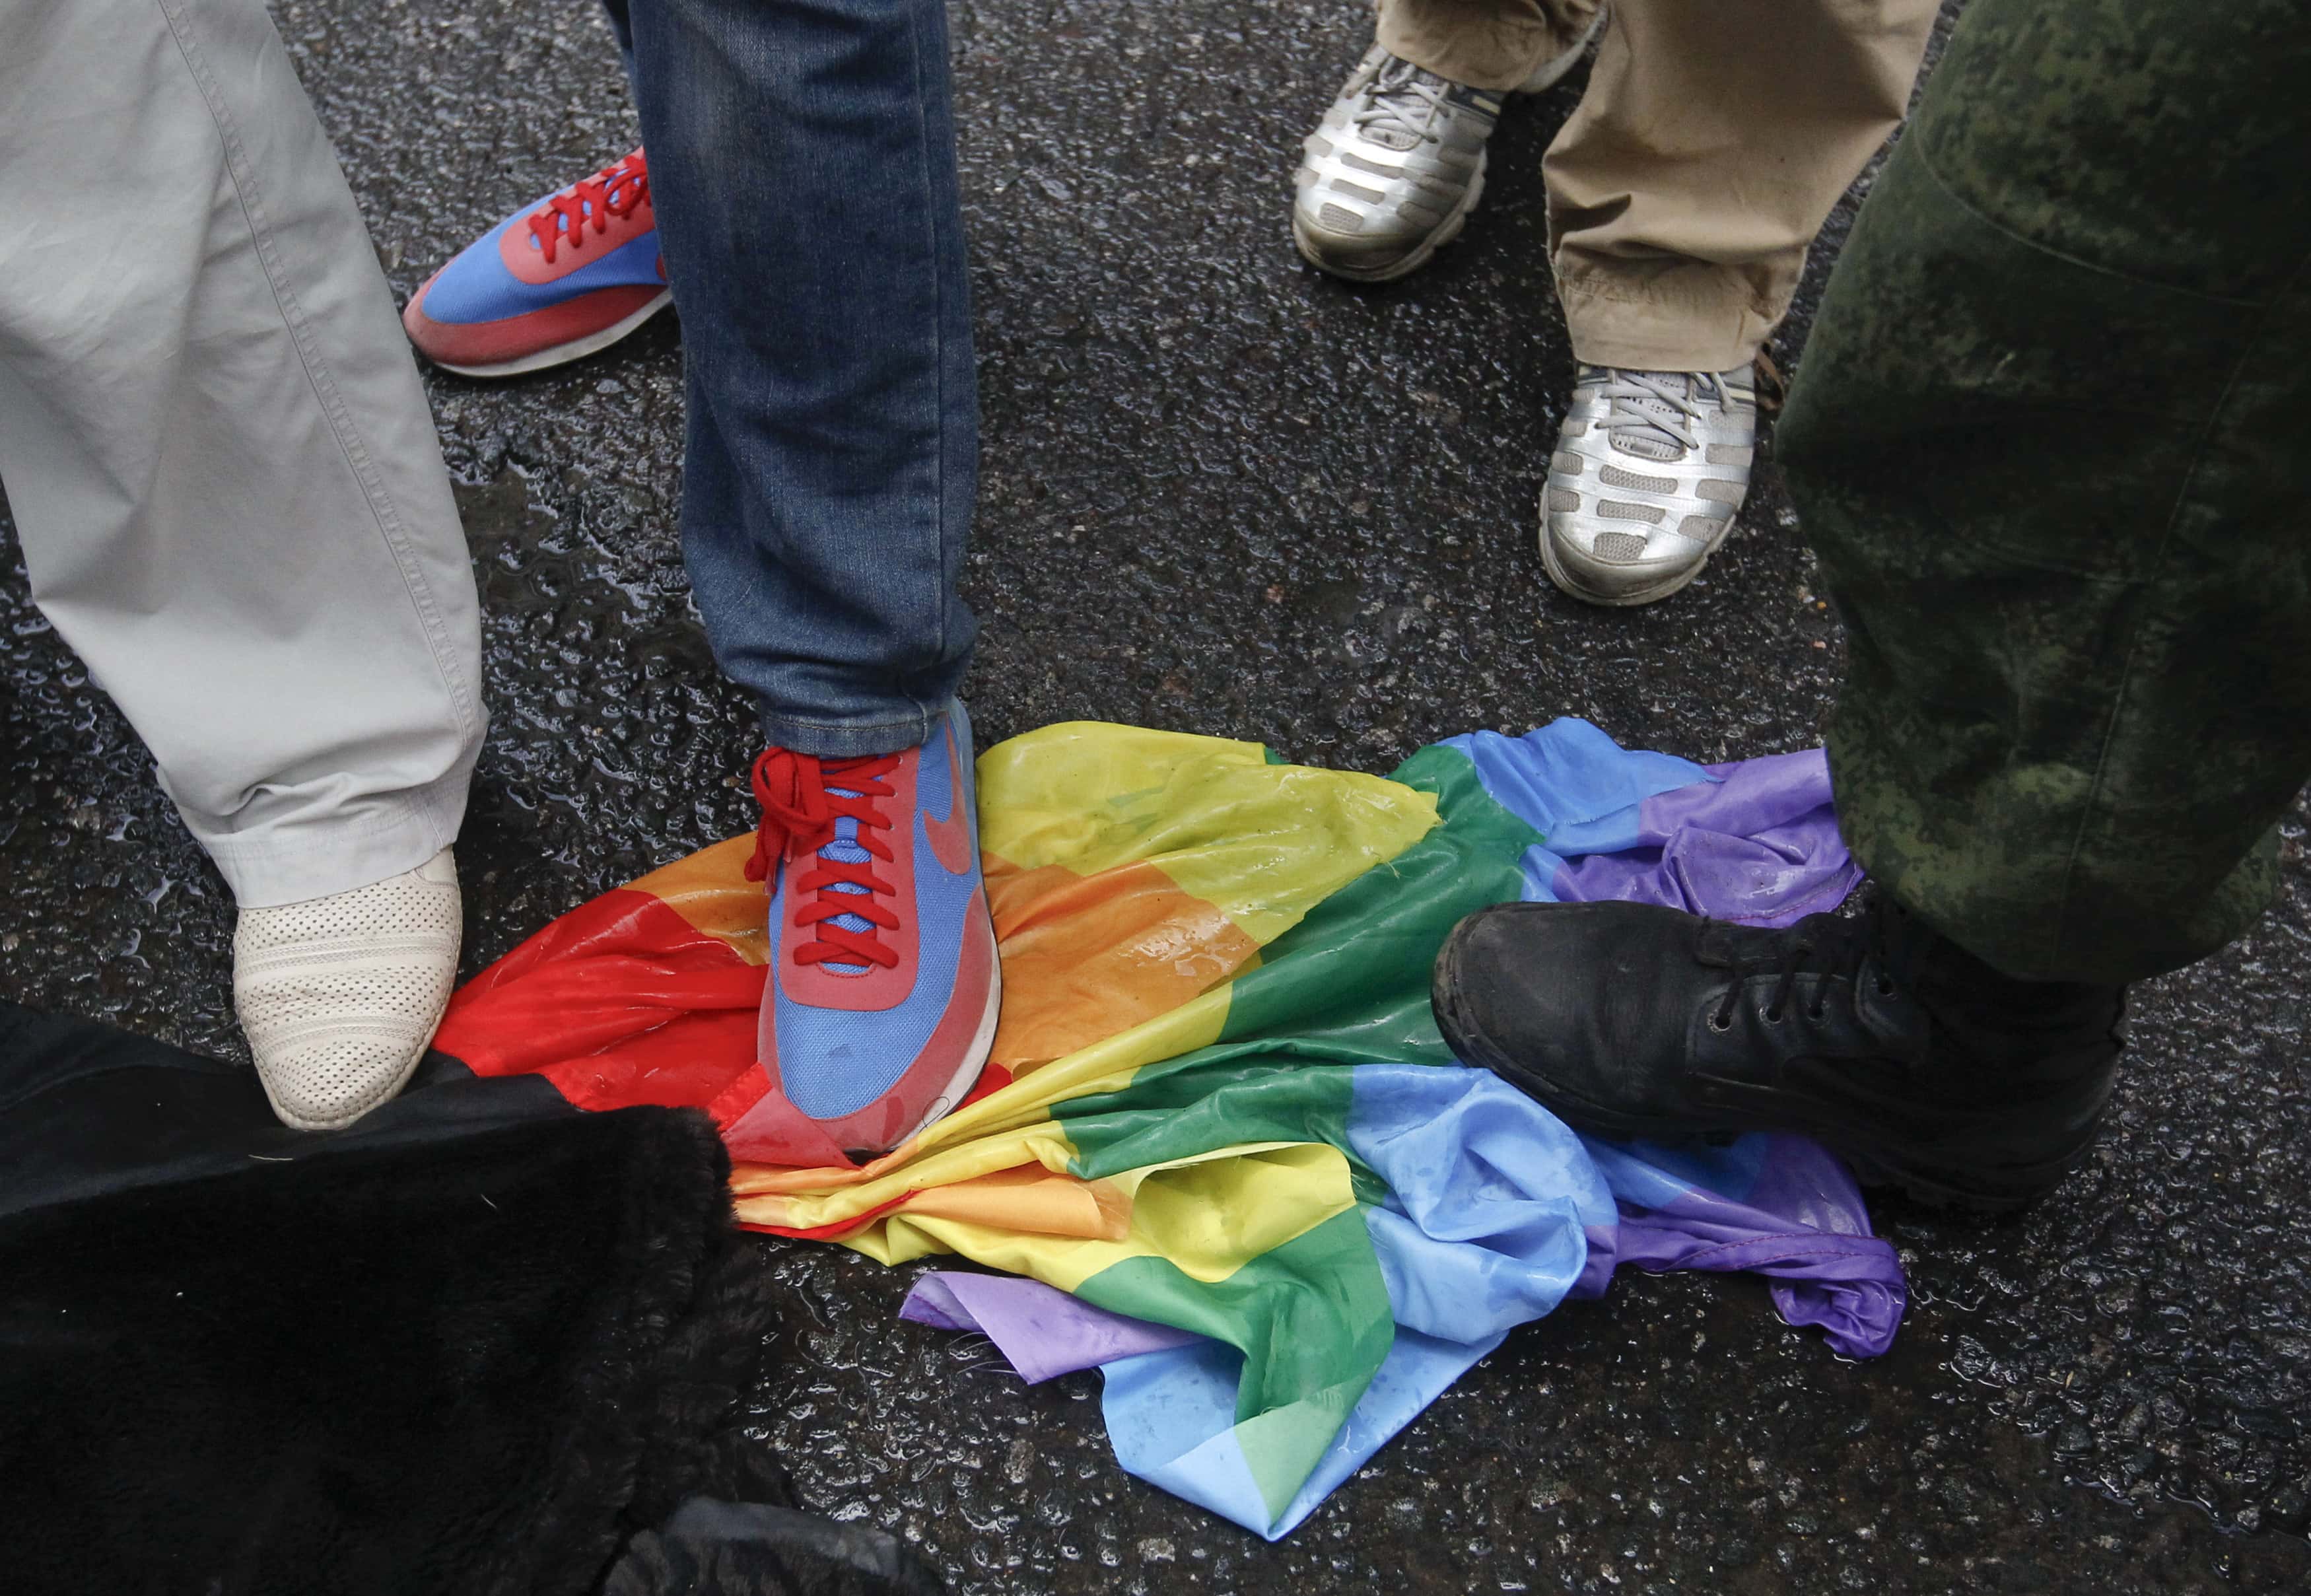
[0,1004,942,1596]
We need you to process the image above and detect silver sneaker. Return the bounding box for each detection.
[1540,366,1758,607]
[1293,17,1603,283]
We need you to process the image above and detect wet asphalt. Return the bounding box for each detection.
[4,1,2309,1591]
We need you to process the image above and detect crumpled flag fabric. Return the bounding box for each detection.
[432,719,1901,1539]
[1441,724,1862,924]
[898,1094,1902,1541]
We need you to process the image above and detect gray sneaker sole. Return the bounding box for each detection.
[1292,158,1487,284]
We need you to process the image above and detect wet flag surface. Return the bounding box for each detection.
[433,720,1905,1538]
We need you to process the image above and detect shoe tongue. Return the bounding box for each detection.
[1605,373,1700,462]
[814,783,878,976]
[1363,61,1449,151]
[535,195,594,242]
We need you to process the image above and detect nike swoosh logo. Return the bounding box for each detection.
[923,728,977,876]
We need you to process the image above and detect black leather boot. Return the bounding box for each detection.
[1431,895,2125,1212]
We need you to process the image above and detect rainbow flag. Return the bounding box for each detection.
[434,719,1902,1537]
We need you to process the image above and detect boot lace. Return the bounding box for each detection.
[1353,55,1460,148]
[527,152,650,266]
[1595,368,1732,460]
[745,747,903,971]
[1707,912,1891,1033]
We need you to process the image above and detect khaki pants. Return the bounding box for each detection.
[1376,0,1939,370]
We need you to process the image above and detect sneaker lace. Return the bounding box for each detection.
[526,152,650,266]
[744,747,903,971]
[1708,912,1890,1033]
[1352,55,1459,147]
[1595,368,1729,460]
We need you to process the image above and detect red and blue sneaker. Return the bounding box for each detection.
[716,705,1002,1167]
[403,149,668,378]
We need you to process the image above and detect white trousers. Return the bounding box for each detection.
[0,0,484,907]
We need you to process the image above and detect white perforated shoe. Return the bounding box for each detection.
[232,848,463,1130]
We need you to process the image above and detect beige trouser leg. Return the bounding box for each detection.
[1376,0,1603,91]
[1546,0,1938,370]
[1376,0,1938,371]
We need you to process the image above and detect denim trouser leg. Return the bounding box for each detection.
[615,0,978,757]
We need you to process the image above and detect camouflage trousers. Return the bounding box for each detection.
[1777,0,2311,986]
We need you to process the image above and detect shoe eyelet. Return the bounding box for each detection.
[1762,1007,1784,1025]
[1707,1011,1733,1033]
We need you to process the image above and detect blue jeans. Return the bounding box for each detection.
[604,0,977,757]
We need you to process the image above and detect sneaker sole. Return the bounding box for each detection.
[1538,494,1738,609]
[1293,156,1486,285]
[430,288,674,380]
[1431,945,2084,1215]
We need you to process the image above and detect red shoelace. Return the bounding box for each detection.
[526,152,651,265]
[745,748,903,971]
